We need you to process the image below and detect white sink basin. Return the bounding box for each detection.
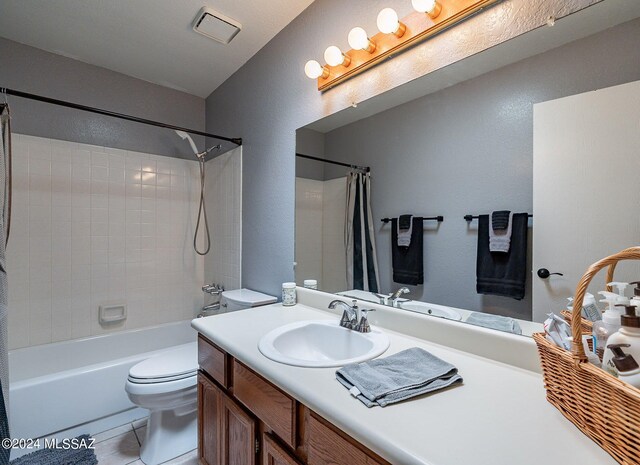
[399,302,462,321]
[258,320,389,368]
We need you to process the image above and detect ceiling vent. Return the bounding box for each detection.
[192,7,241,44]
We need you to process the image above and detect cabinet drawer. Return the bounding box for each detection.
[262,434,302,465]
[307,412,388,465]
[198,335,228,388]
[233,362,296,448]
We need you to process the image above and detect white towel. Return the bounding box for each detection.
[489,211,513,253]
[397,215,413,247]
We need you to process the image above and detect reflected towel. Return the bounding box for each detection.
[397,214,413,247]
[466,312,522,335]
[476,213,528,300]
[392,218,424,285]
[336,348,463,407]
[489,211,513,253]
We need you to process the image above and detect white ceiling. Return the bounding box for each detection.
[0,0,315,98]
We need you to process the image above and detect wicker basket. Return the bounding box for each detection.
[533,248,640,465]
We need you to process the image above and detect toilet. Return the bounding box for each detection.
[125,342,198,465]
[125,288,276,465]
[220,288,277,312]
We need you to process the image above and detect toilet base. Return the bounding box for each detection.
[139,405,197,465]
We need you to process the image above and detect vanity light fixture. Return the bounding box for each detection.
[411,0,442,19]
[304,60,329,79]
[348,27,376,53]
[304,0,501,91]
[376,8,406,37]
[324,46,351,67]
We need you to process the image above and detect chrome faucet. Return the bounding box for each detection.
[388,287,410,307]
[329,299,359,329]
[202,283,224,295]
[198,283,225,318]
[328,299,374,333]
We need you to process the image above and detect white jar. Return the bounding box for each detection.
[303,279,318,290]
[282,282,297,306]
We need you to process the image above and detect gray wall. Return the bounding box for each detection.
[295,128,325,181]
[205,0,596,297]
[0,38,205,158]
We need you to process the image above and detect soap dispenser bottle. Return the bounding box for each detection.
[609,281,629,298]
[592,291,628,361]
[629,281,640,314]
[602,304,640,376]
[580,293,602,322]
[606,344,640,388]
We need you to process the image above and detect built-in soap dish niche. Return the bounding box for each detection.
[99,303,127,326]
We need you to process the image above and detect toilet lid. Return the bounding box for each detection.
[128,342,198,383]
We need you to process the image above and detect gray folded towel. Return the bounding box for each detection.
[489,211,513,252]
[466,311,522,335]
[336,347,463,407]
[491,210,511,230]
[397,214,413,247]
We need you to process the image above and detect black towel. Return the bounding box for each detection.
[476,213,528,300]
[392,217,424,285]
[491,210,510,230]
[398,214,412,230]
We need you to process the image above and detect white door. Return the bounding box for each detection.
[532,80,640,322]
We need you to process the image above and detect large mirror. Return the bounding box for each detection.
[295,2,640,337]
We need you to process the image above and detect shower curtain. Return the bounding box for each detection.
[345,171,380,293]
[0,102,11,465]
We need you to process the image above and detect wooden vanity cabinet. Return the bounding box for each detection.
[198,335,390,465]
[198,373,257,465]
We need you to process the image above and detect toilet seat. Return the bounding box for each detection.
[128,342,198,382]
[128,370,197,384]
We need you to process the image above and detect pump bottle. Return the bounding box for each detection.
[607,344,640,388]
[592,291,628,362]
[602,304,640,377]
[629,281,640,315]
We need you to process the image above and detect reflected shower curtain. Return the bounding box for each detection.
[345,171,380,293]
[0,103,11,465]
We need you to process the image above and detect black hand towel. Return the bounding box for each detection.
[392,217,424,285]
[476,213,528,300]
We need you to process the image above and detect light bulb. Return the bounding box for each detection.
[324,46,351,67]
[348,27,376,53]
[304,60,327,79]
[411,0,442,18]
[377,8,406,37]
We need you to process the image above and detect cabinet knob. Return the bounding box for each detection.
[537,268,564,279]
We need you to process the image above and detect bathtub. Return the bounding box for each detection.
[9,320,196,441]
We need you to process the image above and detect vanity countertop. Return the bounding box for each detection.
[192,301,615,465]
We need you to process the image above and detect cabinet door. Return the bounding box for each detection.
[198,373,223,465]
[262,434,301,465]
[222,392,257,465]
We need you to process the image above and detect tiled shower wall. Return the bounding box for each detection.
[7,134,217,349]
[204,147,242,296]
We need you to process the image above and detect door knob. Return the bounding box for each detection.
[537,268,564,279]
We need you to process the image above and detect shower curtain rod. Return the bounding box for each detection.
[296,153,370,172]
[0,87,242,146]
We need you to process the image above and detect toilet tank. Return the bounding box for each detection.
[221,288,277,312]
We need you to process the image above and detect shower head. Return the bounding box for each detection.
[175,130,199,156]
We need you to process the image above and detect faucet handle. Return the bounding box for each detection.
[358,308,375,333]
[373,293,387,305]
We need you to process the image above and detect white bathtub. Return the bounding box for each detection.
[9,320,197,441]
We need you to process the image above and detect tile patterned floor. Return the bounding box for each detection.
[93,420,197,465]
